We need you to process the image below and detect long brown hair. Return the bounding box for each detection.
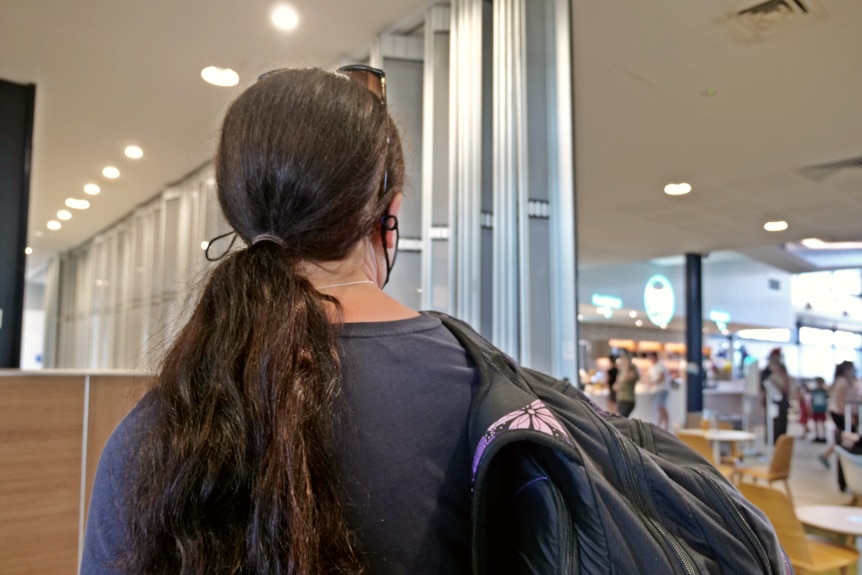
[124,68,404,574]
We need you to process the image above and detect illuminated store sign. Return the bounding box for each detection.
[591,294,623,309]
[709,310,730,324]
[709,310,730,332]
[643,275,674,328]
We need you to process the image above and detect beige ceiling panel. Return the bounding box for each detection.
[3,0,861,274]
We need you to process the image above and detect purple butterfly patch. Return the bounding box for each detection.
[472,400,572,480]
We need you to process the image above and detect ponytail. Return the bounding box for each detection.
[124,243,364,574]
[119,66,407,573]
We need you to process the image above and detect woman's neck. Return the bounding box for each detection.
[299,250,418,324]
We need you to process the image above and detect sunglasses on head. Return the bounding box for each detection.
[250,66,397,285]
[335,65,389,201]
[257,65,388,196]
[337,64,386,104]
[257,65,385,103]
[337,65,396,286]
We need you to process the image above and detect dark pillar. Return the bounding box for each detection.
[0,79,36,368]
[685,253,704,415]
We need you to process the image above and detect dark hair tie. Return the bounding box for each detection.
[251,234,288,248]
[204,231,290,261]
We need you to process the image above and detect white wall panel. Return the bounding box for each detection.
[49,164,219,369]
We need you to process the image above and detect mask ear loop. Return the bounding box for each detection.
[205,231,239,262]
[380,213,398,287]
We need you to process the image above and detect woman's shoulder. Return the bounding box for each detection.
[83,390,158,572]
[339,311,441,338]
[92,391,160,494]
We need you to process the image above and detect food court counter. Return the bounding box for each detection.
[584,384,686,428]
[584,380,762,430]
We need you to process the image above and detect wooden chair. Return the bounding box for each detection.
[739,483,858,574]
[735,434,794,504]
[835,446,862,506]
[677,432,735,480]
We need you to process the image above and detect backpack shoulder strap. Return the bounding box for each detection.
[429,310,581,404]
[430,312,566,454]
[427,311,508,379]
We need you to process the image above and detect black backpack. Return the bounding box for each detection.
[430,312,791,575]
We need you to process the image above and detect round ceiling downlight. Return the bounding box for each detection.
[201,66,240,87]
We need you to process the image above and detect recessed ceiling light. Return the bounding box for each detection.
[628,311,638,318]
[577,314,584,321]
[103,166,120,179]
[124,145,143,159]
[84,183,101,195]
[798,238,862,250]
[271,4,300,30]
[201,66,240,87]
[25,247,32,255]
[47,220,62,230]
[57,210,72,220]
[763,220,788,232]
[200,241,210,250]
[664,182,692,196]
[65,198,91,210]
[635,320,644,327]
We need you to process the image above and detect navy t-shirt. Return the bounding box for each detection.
[82,312,476,574]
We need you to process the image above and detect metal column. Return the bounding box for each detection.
[0,79,35,368]
[685,253,704,415]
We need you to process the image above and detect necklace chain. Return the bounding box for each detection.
[316,279,375,290]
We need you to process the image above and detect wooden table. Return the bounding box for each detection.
[797,505,862,546]
[796,504,862,571]
[678,429,756,463]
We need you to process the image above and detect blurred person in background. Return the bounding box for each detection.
[762,352,790,444]
[819,361,858,491]
[645,351,670,431]
[809,376,829,443]
[614,353,639,418]
[606,354,619,414]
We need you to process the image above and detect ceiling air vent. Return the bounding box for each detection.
[727,0,824,43]
[798,155,862,183]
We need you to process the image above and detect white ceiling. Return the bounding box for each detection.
[0,0,430,272]
[2,0,862,276]
[573,0,862,267]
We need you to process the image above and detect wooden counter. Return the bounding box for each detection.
[0,371,150,575]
